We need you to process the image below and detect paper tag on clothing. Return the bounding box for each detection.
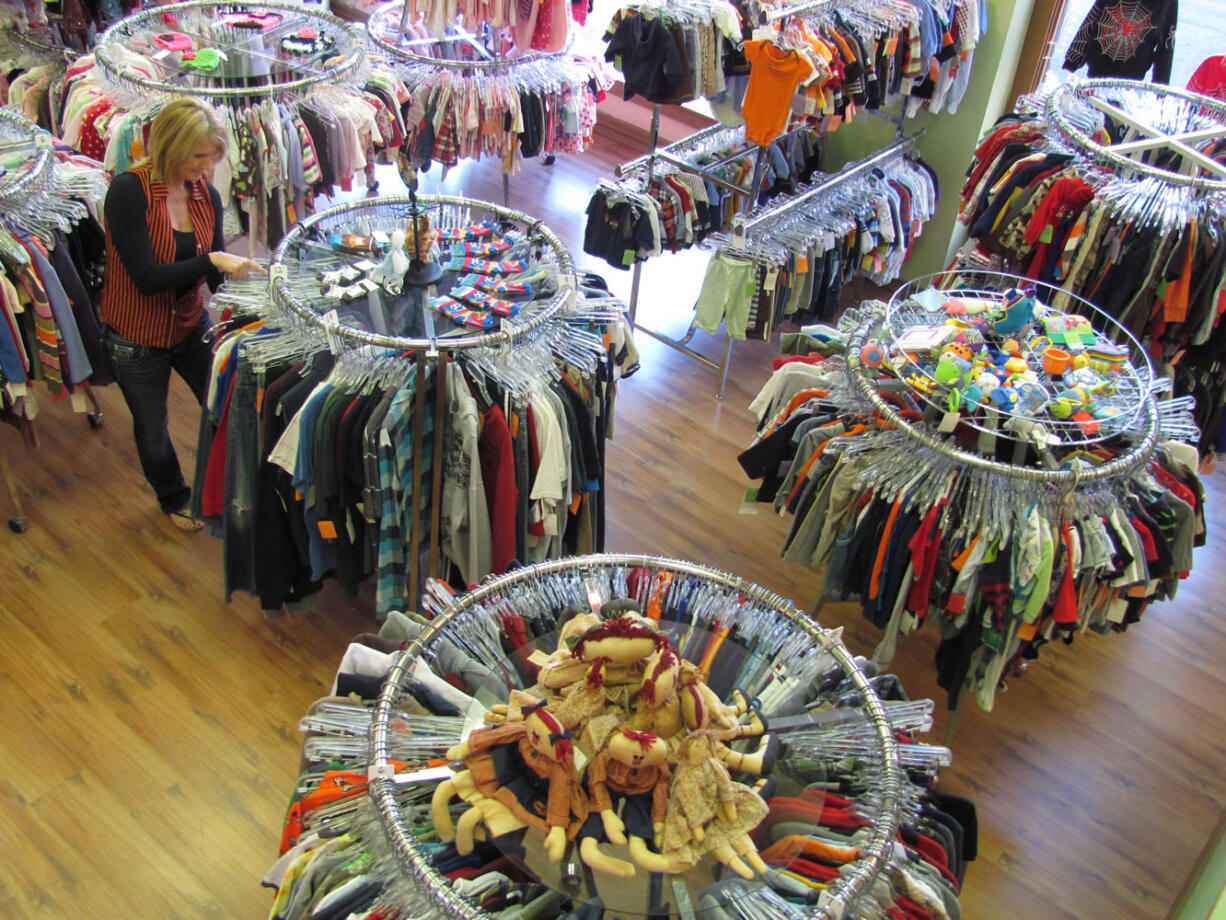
[9,382,26,397]
[152,49,172,60]
[317,520,338,540]
[70,391,86,413]
[752,25,775,40]
[621,249,635,266]
[763,267,778,292]
[1039,224,1054,244]
[795,255,809,273]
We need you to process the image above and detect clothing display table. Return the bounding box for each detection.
[263,554,973,920]
[740,271,1205,718]
[201,195,631,615]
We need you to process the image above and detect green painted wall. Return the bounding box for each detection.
[822,0,1036,278]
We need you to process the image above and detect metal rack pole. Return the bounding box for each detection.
[623,108,736,399]
[734,132,923,239]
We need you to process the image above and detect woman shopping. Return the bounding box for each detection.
[100,98,264,531]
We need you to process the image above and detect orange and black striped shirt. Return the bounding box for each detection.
[100,164,223,348]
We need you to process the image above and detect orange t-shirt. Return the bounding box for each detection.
[742,40,813,145]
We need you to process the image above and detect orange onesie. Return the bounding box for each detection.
[742,40,813,145]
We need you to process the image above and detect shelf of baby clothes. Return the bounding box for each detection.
[0,107,110,533]
[366,0,610,199]
[262,554,974,920]
[199,193,635,616]
[738,271,1207,734]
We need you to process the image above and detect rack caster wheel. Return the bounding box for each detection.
[87,412,104,429]
[8,515,28,533]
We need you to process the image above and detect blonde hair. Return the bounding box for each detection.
[146,98,227,183]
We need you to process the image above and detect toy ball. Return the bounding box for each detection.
[860,342,885,368]
[1049,397,1077,419]
[1014,381,1049,416]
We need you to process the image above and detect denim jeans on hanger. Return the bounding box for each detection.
[104,315,212,514]
[224,356,260,600]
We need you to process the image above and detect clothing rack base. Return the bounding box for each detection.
[1,448,29,533]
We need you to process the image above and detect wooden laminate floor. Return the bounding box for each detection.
[1,127,1223,920]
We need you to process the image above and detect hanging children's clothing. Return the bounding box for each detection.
[53,9,405,245]
[739,288,1207,713]
[397,57,611,174]
[955,112,1226,364]
[1062,0,1178,83]
[0,136,110,446]
[582,124,826,270]
[602,0,742,105]
[689,151,937,339]
[194,209,636,615]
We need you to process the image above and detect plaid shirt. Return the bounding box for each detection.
[648,178,682,245]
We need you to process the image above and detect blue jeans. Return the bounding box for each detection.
[104,318,212,513]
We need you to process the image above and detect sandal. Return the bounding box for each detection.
[166,509,203,532]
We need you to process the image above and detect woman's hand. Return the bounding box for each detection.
[209,252,267,279]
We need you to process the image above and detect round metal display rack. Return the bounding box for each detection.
[845,270,1162,485]
[367,554,909,920]
[269,194,578,352]
[95,0,366,100]
[1043,78,1226,194]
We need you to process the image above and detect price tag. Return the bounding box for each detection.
[321,308,343,354]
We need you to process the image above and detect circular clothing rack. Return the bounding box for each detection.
[94,0,365,100]
[368,553,909,920]
[1043,78,1226,194]
[844,270,1163,486]
[269,193,578,352]
[367,0,573,67]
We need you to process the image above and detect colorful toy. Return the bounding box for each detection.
[991,286,1037,335]
[1085,342,1129,376]
[1044,313,1097,347]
